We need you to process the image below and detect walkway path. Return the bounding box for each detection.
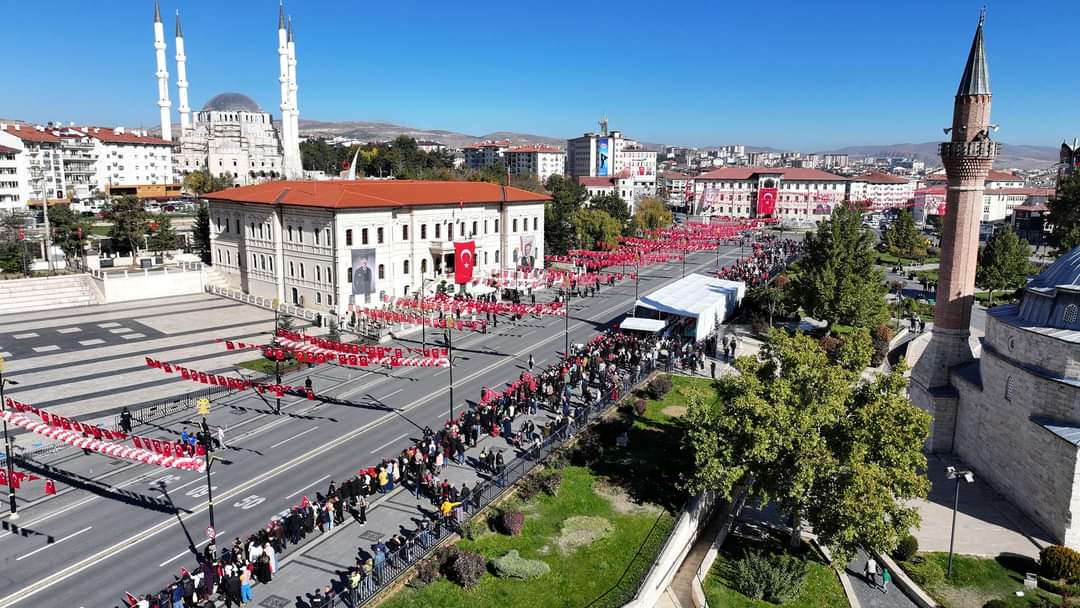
[846,550,918,608]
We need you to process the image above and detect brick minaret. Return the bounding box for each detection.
[910,13,999,451]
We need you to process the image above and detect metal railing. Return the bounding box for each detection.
[315,361,658,607]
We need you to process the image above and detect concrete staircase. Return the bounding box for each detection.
[203,266,231,290]
[0,274,100,314]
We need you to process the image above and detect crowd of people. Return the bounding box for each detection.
[126,323,662,608]
[716,236,804,288]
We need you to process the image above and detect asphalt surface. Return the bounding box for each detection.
[0,245,748,608]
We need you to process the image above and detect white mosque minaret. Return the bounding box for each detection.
[163,0,303,186]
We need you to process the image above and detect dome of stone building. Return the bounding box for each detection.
[201,93,262,113]
[1017,246,1080,330]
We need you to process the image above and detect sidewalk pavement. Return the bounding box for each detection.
[846,550,917,608]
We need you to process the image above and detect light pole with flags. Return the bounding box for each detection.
[0,358,19,520]
[196,398,217,532]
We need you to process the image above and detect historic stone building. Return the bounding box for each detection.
[909,16,1080,548]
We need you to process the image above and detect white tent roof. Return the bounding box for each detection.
[635,273,745,318]
[619,317,667,333]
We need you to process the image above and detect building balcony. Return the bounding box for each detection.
[939,140,1000,160]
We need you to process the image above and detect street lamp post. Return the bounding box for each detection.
[945,466,974,578]
[445,324,455,422]
[197,398,216,532]
[564,275,572,357]
[0,363,20,520]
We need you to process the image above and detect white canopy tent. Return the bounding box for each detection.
[634,273,746,342]
[618,317,668,333]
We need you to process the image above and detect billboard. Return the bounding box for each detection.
[351,248,376,295]
[597,138,610,177]
[518,235,536,270]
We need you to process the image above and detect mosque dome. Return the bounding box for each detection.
[202,93,263,113]
[1016,246,1080,330]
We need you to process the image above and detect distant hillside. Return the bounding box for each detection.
[825,142,1059,170]
[298,119,564,149]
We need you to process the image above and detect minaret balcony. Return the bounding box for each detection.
[939,140,1000,160]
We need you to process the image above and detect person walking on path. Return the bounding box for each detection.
[881,568,892,594]
[710,360,717,378]
[864,556,878,588]
[528,354,534,370]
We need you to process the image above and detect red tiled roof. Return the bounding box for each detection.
[986,170,1021,182]
[851,172,911,185]
[915,187,947,195]
[984,187,1054,197]
[0,124,61,143]
[464,139,512,150]
[696,166,848,181]
[75,127,173,146]
[660,171,691,180]
[507,145,563,154]
[207,180,550,209]
[0,144,20,154]
[1013,204,1049,212]
[578,176,615,187]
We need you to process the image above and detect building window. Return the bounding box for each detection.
[291,287,299,305]
[314,229,320,245]
[250,222,255,237]
[288,225,293,241]
[494,219,499,233]
[435,224,441,239]
[299,264,305,279]
[513,219,518,232]
[484,220,488,234]
[533,217,538,231]
[403,260,410,274]
[1004,376,1015,401]
[361,228,369,245]
[448,224,454,240]
[377,227,384,244]
[289,261,294,277]
[472,221,478,235]
[421,258,428,274]
[316,267,322,282]
[325,228,331,244]
[347,267,352,283]
[421,224,427,239]
[327,294,333,306]
[326,267,332,283]
[268,257,273,272]
[378,264,385,279]
[345,229,352,246]
[483,251,488,265]
[298,227,303,243]
[316,292,322,304]
[402,225,409,240]
[495,250,500,263]
[1065,304,1079,325]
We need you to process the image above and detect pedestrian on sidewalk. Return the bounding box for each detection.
[710,360,716,378]
[120,407,133,433]
[864,556,878,588]
[216,425,226,449]
[881,567,892,594]
[357,494,368,526]
[528,354,534,370]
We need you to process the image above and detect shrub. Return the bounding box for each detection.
[410,557,442,587]
[499,511,525,536]
[570,431,604,466]
[541,472,562,497]
[982,600,1009,608]
[447,550,486,588]
[904,556,944,588]
[462,517,488,541]
[894,535,919,562]
[732,550,808,604]
[491,550,551,579]
[871,324,895,366]
[1041,545,1080,581]
[1038,575,1080,597]
[518,475,544,501]
[644,376,673,400]
[819,335,842,355]
[434,545,460,576]
[633,398,647,416]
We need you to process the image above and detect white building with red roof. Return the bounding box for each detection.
[0,123,65,208]
[463,140,512,171]
[0,143,23,212]
[691,166,848,220]
[566,121,657,210]
[847,172,916,211]
[657,171,692,206]
[505,144,564,183]
[205,180,548,314]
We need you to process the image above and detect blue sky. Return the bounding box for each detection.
[2,0,1077,149]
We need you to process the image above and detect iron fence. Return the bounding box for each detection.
[317,360,658,607]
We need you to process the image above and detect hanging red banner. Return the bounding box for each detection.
[454,240,476,284]
[757,188,778,215]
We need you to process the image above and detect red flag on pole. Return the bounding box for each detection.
[756,187,777,215]
[124,592,140,607]
[45,480,56,495]
[454,240,476,284]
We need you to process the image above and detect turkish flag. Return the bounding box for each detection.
[757,188,777,215]
[124,592,140,607]
[45,480,56,495]
[454,240,476,284]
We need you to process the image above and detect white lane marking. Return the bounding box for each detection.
[157,530,226,567]
[268,426,319,449]
[286,474,332,500]
[369,432,408,455]
[378,388,403,400]
[0,251,724,606]
[15,526,92,561]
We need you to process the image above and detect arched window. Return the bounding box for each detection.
[513,219,518,232]
[378,264,385,279]
[495,250,500,263]
[377,227,384,244]
[421,259,428,274]
[1065,304,1079,325]
[494,219,499,232]
[314,229,320,245]
[316,266,322,282]
[299,264,305,279]
[420,224,427,239]
[404,260,410,274]
[403,225,409,240]
[472,221,478,235]
[435,224,441,239]
[289,261,295,277]
[533,217,538,231]
[345,229,353,246]
[327,267,332,282]
[361,228,369,245]
[297,227,304,243]
[484,251,488,264]
[291,287,298,304]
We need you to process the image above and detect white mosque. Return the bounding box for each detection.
[152,1,304,186]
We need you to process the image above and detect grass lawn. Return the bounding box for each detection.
[974,290,1020,306]
[875,251,940,266]
[235,357,301,377]
[703,533,848,608]
[90,224,113,236]
[915,269,940,284]
[379,375,705,608]
[905,552,1063,608]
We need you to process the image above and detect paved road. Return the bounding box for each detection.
[0,246,746,608]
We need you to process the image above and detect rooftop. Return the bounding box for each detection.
[578,176,615,188]
[72,127,172,146]
[0,144,20,154]
[207,180,550,210]
[202,92,263,113]
[696,166,848,182]
[984,187,1055,197]
[0,124,62,143]
[507,145,563,154]
[851,172,911,185]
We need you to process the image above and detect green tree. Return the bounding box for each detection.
[544,174,588,255]
[183,169,234,195]
[682,330,930,563]
[573,208,621,249]
[147,215,179,254]
[193,202,212,264]
[884,210,926,263]
[1048,174,1080,255]
[46,205,90,259]
[976,228,1032,306]
[0,213,32,274]
[108,195,149,256]
[794,203,888,328]
[631,197,673,233]
[589,193,630,226]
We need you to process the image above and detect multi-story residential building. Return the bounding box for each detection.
[206,180,547,315]
[462,140,511,170]
[657,171,692,206]
[0,143,23,212]
[911,186,947,223]
[847,172,916,211]
[565,122,657,190]
[416,140,447,154]
[981,187,1055,222]
[0,123,66,205]
[505,145,564,183]
[925,168,1024,189]
[821,153,849,169]
[692,166,848,220]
